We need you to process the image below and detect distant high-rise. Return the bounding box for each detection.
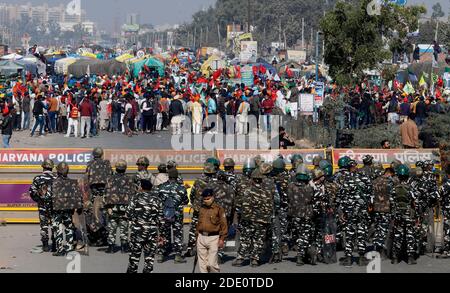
[126,13,140,26]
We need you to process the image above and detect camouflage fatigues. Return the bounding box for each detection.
[126,191,163,273]
[440,181,450,252]
[336,170,369,257]
[391,182,418,258]
[371,176,394,251]
[29,171,56,243]
[236,180,275,261]
[288,181,318,257]
[155,181,189,256]
[272,170,290,246]
[105,173,134,246]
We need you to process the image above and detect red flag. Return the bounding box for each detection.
[286,66,294,78]
[259,65,267,74]
[212,69,222,81]
[235,66,241,79]
[253,66,259,76]
[437,76,444,88]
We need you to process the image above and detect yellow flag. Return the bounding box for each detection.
[419,75,427,88]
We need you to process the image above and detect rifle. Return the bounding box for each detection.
[78,210,89,256]
[192,250,198,274]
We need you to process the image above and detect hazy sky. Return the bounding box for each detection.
[1,0,448,32]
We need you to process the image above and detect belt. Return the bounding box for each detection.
[200,231,219,237]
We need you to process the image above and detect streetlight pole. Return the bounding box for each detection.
[316,31,321,82]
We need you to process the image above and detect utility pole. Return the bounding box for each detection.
[217,23,221,49]
[302,18,305,49]
[247,0,251,33]
[316,31,320,82]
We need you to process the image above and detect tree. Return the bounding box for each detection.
[432,2,445,19]
[320,0,426,85]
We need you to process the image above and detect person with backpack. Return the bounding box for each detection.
[390,165,419,265]
[155,168,189,264]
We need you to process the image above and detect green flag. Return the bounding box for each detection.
[445,67,450,73]
[432,73,439,84]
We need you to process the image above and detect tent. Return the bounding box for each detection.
[131,57,165,77]
[16,60,39,76]
[116,53,135,63]
[81,52,98,59]
[1,53,23,60]
[55,57,78,75]
[68,59,127,78]
[21,55,46,75]
[201,55,226,76]
[0,60,25,76]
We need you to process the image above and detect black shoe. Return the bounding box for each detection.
[232,258,244,267]
[52,251,66,257]
[42,241,50,252]
[269,253,282,264]
[121,243,129,254]
[184,249,194,258]
[105,245,115,254]
[408,256,417,265]
[174,254,187,264]
[296,256,305,266]
[281,243,289,256]
[51,241,57,253]
[341,256,353,267]
[358,255,369,266]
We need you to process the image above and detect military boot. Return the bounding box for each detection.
[232,258,244,267]
[183,248,194,258]
[407,256,417,265]
[42,241,50,252]
[391,256,400,264]
[296,256,305,266]
[105,245,115,254]
[52,251,66,257]
[156,254,165,263]
[358,255,369,266]
[174,254,187,264]
[341,256,353,267]
[281,243,290,256]
[250,259,259,267]
[269,252,282,264]
[51,240,57,253]
[121,242,129,254]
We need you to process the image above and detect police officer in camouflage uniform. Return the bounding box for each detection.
[439,165,450,258]
[371,165,395,259]
[51,162,78,256]
[134,157,155,191]
[85,147,113,245]
[391,165,418,265]
[155,168,189,264]
[259,162,281,263]
[359,155,377,180]
[234,159,256,229]
[289,154,304,183]
[312,167,337,263]
[312,156,323,170]
[336,157,370,267]
[29,159,57,252]
[153,164,169,187]
[215,166,236,264]
[223,158,236,190]
[271,158,290,260]
[289,164,318,266]
[185,163,220,257]
[126,179,164,273]
[105,160,130,254]
[232,168,276,267]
